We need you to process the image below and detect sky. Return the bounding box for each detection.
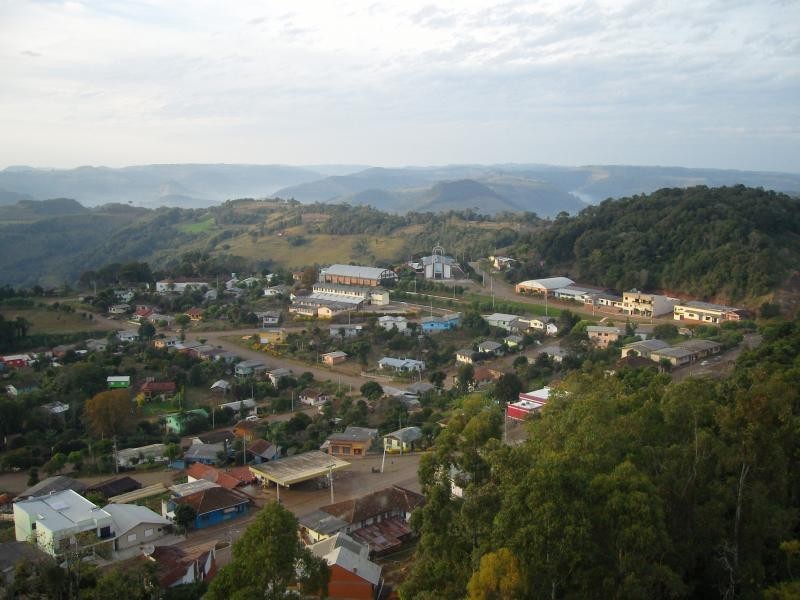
[0,0,798,172]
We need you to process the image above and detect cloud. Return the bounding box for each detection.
[0,0,797,171]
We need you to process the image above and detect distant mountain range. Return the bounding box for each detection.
[1,163,798,217]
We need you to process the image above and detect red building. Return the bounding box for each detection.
[506,387,551,421]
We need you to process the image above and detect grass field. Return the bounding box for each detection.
[5,308,107,334]
[177,215,216,234]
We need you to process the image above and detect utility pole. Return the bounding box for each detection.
[328,462,335,504]
[113,437,119,474]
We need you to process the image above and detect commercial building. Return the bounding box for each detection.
[673,301,748,324]
[622,290,679,317]
[320,265,397,287]
[515,277,575,295]
[507,387,551,421]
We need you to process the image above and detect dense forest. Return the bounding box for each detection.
[401,318,800,599]
[509,185,800,303]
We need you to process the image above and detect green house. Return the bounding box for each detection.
[107,376,131,389]
[164,409,209,434]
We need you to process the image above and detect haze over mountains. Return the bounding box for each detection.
[1,163,799,218]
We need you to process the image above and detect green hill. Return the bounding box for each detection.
[513,185,800,303]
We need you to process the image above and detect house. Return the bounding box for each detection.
[323,427,378,459]
[322,351,348,366]
[116,444,167,468]
[330,324,364,338]
[593,292,625,311]
[139,379,176,400]
[85,339,107,352]
[1,354,33,369]
[515,277,575,295]
[309,533,382,600]
[155,280,209,294]
[165,486,250,529]
[404,382,436,397]
[255,311,281,327]
[304,486,425,555]
[622,290,679,317]
[378,315,408,332]
[108,304,130,315]
[218,398,257,416]
[267,367,292,386]
[472,366,504,388]
[246,438,280,463]
[507,387,551,420]
[455,348,476,364]
[621,339,671,360]
[312,283,390,306]
[477,340,503,355]
[184,307,204,322]
[107,375,130,389]
[132,306,154,322]
[210,379,230,394]
[587,325,624,348]
[13,489,114,557]
[146,542,217,589]
[528,318,559,336]
[320,265,398,287]
[233,420,260,442]
[189,430,235,446]
[673,300,748,324]
[235,359,267,377]
[489,255,516,270]
[86,476,142,500]
[103,503,171,551]
[16,476,87,501]
[153,336,180,350]
[183,443,225,466]
[259,329,287,345]
[299,388,332,406]
[420,312,461,332]
[186,463,257,491]
[504,334,524,348]
[263,284,289,297]
[377,357,425,373]
[649,339,722,367]
[482,313,518,331]
[383,427,422,453]
[42,401,69,415]
[113,289,136,302]
[116,330,138,342]
[164,410,208,435]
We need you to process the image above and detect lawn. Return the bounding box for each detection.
[5,308,108,334]
[177,215,216,234]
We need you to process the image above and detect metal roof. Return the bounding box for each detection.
[249,450,349,487]
[323,264,397,280]
[517,276,575,290]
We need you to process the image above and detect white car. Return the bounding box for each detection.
[245,415,259,422]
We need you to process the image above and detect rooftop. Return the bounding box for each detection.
[327,426,378,444]
[14,489,110,533]
[323,264,397,280]
[384,426,422,444]
[17,475,86,500]
[103,503,170,536]
[517,276,575,290]
[174,486,249,515]
[319,485,424,525]
[250,450,349,487]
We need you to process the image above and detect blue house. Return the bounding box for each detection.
[421,312,462,332]
[170,486,250,529]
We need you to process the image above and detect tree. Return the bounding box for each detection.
[360,381,383,401]
[173,504,197,532]
[467,548,525,600]
[68,450,84,472]
[43,452,67,476]
[428,370,446,389]
[85,389,134,438]
[138,321,156,340]
[456,363,475,393]
[653,323,678,340]
[206,502,329,600]
[27,467,39,487]
[493,373,523,405]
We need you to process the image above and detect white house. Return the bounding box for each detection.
[103,503,171,551]
[14,490,114,557]
[378,357,425,372]
[482,313,518,331]
[378,316,408,333]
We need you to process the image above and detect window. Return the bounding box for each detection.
[127,533,137,542]
[144,529,153,538]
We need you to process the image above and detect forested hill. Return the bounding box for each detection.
[512,185,800,304]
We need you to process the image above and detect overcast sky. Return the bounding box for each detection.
[1,0,798,172]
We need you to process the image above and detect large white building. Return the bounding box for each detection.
[320,265,397,287]
[515,277,575,295]
[622,290,679,317]
[673,301,747,324]
[14,490,114,557]
[421,246,458,280]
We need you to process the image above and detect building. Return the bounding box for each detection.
[184,307,204,322]
[477,340,503,355]
[300,486,425,555]
[377,357,425,373]
[299,389,332,406]
[186,463,257,491]
[323,427,378,459]
[383,427,422,453]
[164,410,208,435]
[321,351,348,366]
[235,359,267,377]
[139,380,176,400]
[16,476,87,501]
[587,325,624,348]
[183,443,225,466]
[155,280,209,294]
[108,304,130,315]
[1,354,33,368]
[593,292,624,311]
[255,310,281,327]
[378,315,408,332]
[210,379,230,394]
[420,312,461,332]
[504,334,523,348]
[147,543,217,589]
[153,336,180,350]
[515,277,575,295]
[309,533,382,600]
[312,283,390,306]
[528,318,559,336]
[455,348,476,364]
[103,503,171,551]
[421,246,458,280]
[218,398,257,416]
[107,375,130,389]
[330,324,365,338]
[483,313,518,331]
[267,367,293,386]
[320,265,398,287]
[673,301,747,324]
[116,444,167,468]
[164,486,250,529]
[86,477,142,500]
[116,330,138,342]
[246,438,280,463]
[489,255,516,270]
[13,490,114,557]
[622,290,679,317]
[507,387,551,420]
[620,339,671,360]
[649,339,723,367]
[233,420,260,442]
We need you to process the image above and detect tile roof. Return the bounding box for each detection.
[319,485,424,525]
[174,486,250,515]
